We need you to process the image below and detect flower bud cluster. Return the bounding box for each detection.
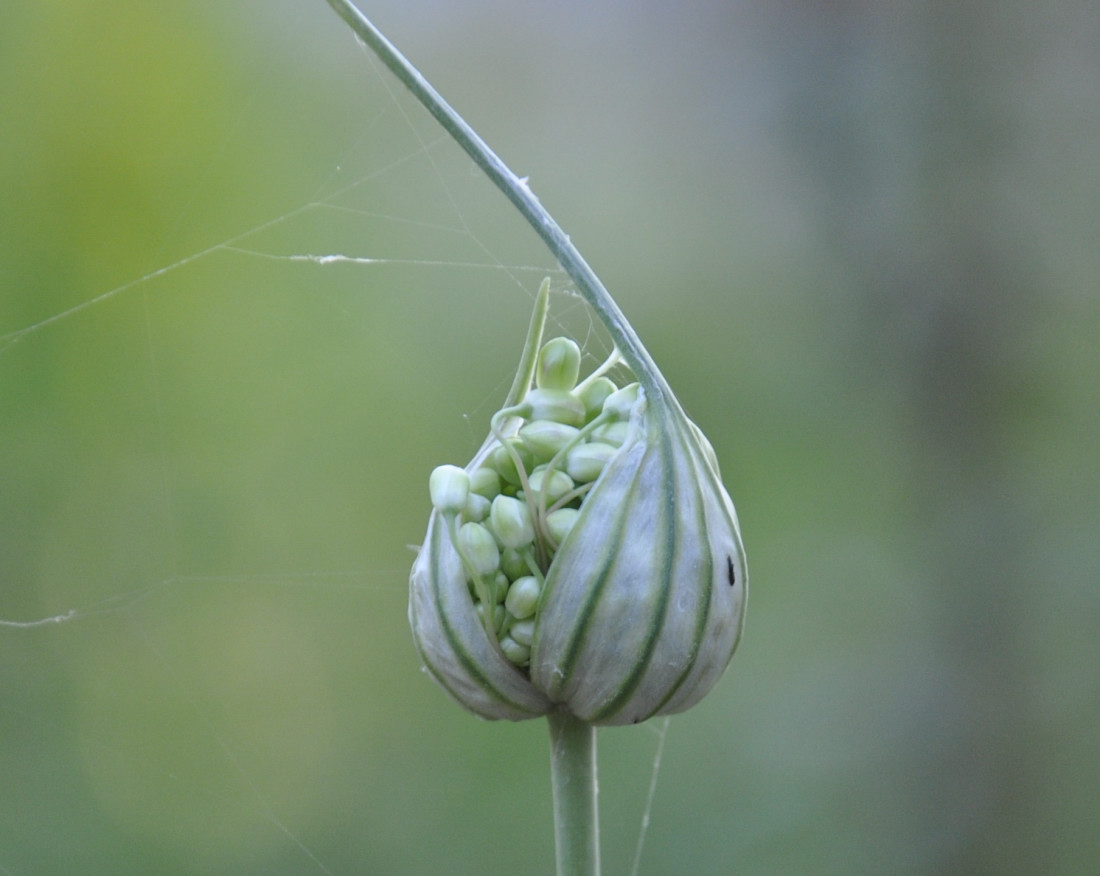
[429,336,639,669]
[410,293,746,725]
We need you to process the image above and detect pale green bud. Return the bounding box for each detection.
[545,507,580,545]
[410,382,747,723]
[535,337,581,391]
[491,440,535,487]
[523,388,585,427]
[464,492,491,522]
[589,420,630,447]
[577,376,617,421]
[469,466,502,499]
[456,522,500,577]
[519,420,582,461]
[498,635,530,666]
[410,317,747,724]
[601,382,641,420]
[509,619,536,647]
[489,495,535,550]
[527,467,575,506]
[504,575,540,619]
[429,464,469,514]
[564,442,617,483]
[500,547,530,581]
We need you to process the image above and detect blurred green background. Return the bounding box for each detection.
[2,1,1098,873]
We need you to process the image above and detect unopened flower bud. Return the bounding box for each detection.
[409,294,747,725]
[463,492,491,523]
[489,495,535,550]
[499,635,530,666]
[509,619,536,647]
[429,464,469,514]
[519,420,582,460]
[456,522,499,577]
[544,507,580,546]
[601,383,640,420]
[523,389,585,427]
[589,421,629,447]
[490,571,510,604]
[536,336,581,391]
[577,376,617,421]
[527,468,574,506]
[505,575,540,619]
[469,467,501,499]
[491,440,534,487]
[564,442,617,483]
[500,548,529,581]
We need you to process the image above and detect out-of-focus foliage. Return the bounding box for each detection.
[2,1,1097,874]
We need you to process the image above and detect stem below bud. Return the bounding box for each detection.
[548,709,600,876]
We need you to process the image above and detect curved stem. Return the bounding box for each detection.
[323,0,674,409]
[547,709,600,876]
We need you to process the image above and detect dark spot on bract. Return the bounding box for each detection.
[726,556,736,587]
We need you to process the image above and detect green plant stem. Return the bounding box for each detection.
[547,709,600,876]
[323,0,677,413]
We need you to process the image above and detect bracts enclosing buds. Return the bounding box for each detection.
[409,281,747,726]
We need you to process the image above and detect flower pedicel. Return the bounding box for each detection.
[410,281,747,726]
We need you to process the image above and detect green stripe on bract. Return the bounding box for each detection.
[585,425,678,724]
[530,437,646,703]
[630,421,717,721]
[534,458,635,701]
[652,417,747,717]
[552,439,668,722]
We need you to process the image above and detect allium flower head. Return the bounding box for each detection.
[409,282,746,725]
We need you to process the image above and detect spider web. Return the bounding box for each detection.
[0,6,669,875]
